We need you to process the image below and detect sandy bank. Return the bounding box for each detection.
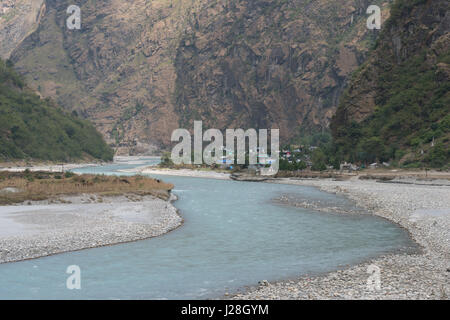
[233,177,450,300]
[124,167,231,180]
[0,194,182,264]
[0,163,99,173]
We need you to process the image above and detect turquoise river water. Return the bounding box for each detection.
[0,158,414,299]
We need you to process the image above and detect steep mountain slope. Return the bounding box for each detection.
[174,0,388,140]
[0,59,113,161]
[0,0,45,59]
[10,0,205,154]
[331,0,449,167]
[9,0,389,153]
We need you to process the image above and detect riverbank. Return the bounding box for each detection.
[0,162,99,173]
[232,177,450,299]
[128,167,231,180]
[0,193,182,264]
[0,171,175,205]
[126,166,450,299]
[0,170,182,263]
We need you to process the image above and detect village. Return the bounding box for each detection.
[161,138,394,176]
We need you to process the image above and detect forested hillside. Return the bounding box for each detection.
[0,59,113,162]
[331,0,449,167]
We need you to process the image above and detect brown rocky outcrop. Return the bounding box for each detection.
[8,0,390,153]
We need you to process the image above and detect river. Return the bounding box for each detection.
[0,158,414,299]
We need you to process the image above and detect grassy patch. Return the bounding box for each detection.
[0,171,173,205]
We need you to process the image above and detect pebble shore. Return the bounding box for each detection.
[0,194,182,264]
[232,177,450,300]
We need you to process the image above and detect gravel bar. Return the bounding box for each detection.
[232,177,450,300]
[0,194,183,264]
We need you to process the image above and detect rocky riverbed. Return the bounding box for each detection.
[0,194,182,264]
[232,177,450,300]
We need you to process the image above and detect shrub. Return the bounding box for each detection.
[64,171,75,178]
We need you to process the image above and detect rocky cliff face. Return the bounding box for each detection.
[331,0,449,166]
[174,0,389,141]
[10,0,200,154]
[8,0,389,154]
[0,0,45,59]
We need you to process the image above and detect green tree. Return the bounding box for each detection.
[311,149,327,171]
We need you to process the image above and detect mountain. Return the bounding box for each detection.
[0,0,45,59]
[174,0,388,140]
[0,58,113,162]
[7,0,389,154]
[331,0,449,168]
